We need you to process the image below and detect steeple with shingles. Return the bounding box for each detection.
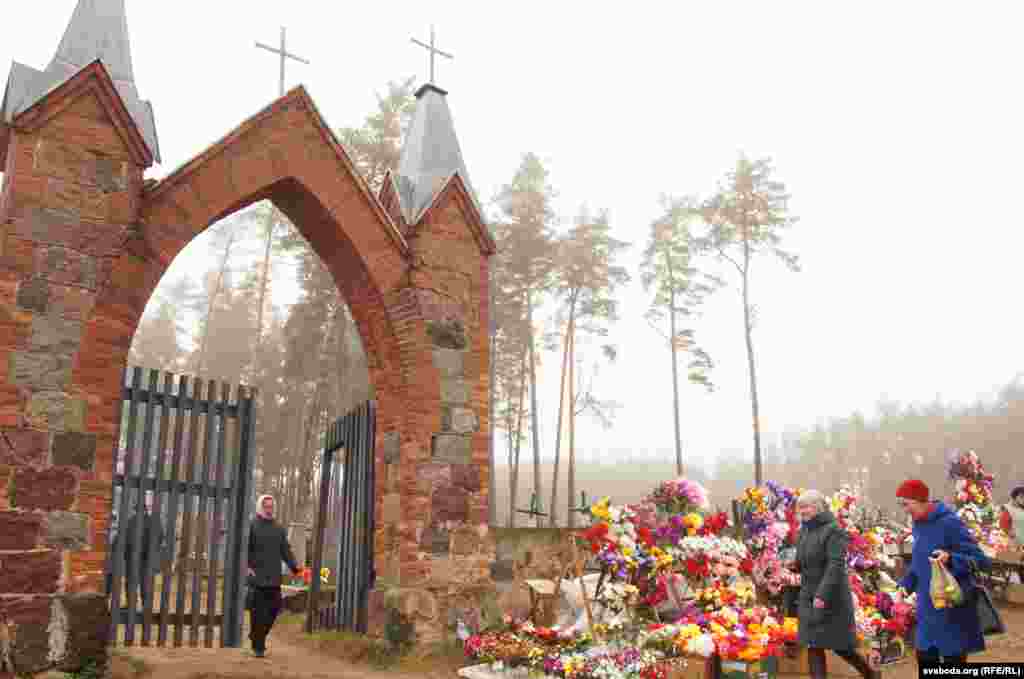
[394,83,481,225]
[1,0,160,162]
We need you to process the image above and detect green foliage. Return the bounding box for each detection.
[337,76,418,193]
[383,606,416,655]
[696,155,800,276]
[640,195,720,392]
[66,658,106,679]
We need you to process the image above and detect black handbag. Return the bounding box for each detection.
[968,559,1006,636]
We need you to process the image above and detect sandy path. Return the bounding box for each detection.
[113,607,1024,679]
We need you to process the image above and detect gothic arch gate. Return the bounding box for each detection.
[0,2,492,672]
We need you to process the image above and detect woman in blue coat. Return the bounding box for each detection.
[896,479,990,665]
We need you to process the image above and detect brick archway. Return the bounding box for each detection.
[74,85,438,577]
[1,58,492,671]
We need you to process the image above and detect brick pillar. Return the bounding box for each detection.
[0,89,144,673]
[373,183,495,643]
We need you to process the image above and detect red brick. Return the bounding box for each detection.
[48,284,95,321]
[0,309,33,350]
[11,466,78,511]
[1,550,62,593]
[0,428,49,466]
[41,113,130,159]
[0,467,8,510]
[0,384,25,427]
[0,510,44,549]
[0,236,36,276]
[67,93,108,121]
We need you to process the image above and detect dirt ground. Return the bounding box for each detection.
[111,607,1024,679]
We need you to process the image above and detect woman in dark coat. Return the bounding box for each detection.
[791,490,877,679]
[895,479,990,665]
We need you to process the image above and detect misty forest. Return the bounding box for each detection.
[130,77,1024,531]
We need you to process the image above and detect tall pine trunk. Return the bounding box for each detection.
[741,232,763,486]
[508,351,528,527]
[194,229,238,376]
[526,294,543,527]
[488,271,498,525]
[666,251,684,476]
[548,299,576,527]
[255,208,275,354]
[567,329,577,528]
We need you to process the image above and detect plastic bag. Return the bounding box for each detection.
[930,559,963,608]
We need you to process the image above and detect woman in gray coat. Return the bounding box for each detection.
[790,490,878,679]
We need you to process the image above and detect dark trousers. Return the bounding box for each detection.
[249,587,283,653]
[916,648,967,665]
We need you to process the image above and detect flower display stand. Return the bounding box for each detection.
[1007,583,1024,606]
[523,579,560,627]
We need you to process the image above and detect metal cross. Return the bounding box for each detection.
[410,25,453,85]
[516,492,547,518]
[256,26,310,97]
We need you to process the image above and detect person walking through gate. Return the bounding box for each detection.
[895,479,990,666]
[786,490,879,679]
[120,490,166,609]
[247,494,300,658]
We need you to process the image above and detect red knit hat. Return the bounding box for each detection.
[896,479,930,503]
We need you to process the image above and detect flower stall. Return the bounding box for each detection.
[948,450,1011,558]
[460,476,927,678]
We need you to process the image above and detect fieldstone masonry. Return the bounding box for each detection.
[0,3,497,671]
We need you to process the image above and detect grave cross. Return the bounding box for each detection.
[516,492,547,518]
[256,26,310,97]
[410,25,453,85]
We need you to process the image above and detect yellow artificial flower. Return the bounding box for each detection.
[590,497,612,521]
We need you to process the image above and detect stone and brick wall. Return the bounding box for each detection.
[1,74,497,669]
[0,67,140,674]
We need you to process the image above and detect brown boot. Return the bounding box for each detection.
[808,648,828,679]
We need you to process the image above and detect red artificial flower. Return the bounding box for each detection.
[638,526,655,548]
[582,522,610,553]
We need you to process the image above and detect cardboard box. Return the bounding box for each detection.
[777,645,898,676]
[778,646,808,675]
[720,656,778,679]
[657,655,716,679]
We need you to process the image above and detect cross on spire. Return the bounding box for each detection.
[410,25,453,86]
[255,26,310,97]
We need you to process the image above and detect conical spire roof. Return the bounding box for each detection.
[395,83,481,224]
[1,0,160,161]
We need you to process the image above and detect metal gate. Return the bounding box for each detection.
[306,400,376,633]
[107,367,257,648]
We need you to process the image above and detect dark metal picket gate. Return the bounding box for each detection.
[306,400,376,633]
[107,367,257,648]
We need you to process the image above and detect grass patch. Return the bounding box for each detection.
[275,613,467,674]
[109,649,151,679]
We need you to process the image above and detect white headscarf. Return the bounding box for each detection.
[256,494,274,519]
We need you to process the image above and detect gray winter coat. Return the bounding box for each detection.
[795,511,857,651]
